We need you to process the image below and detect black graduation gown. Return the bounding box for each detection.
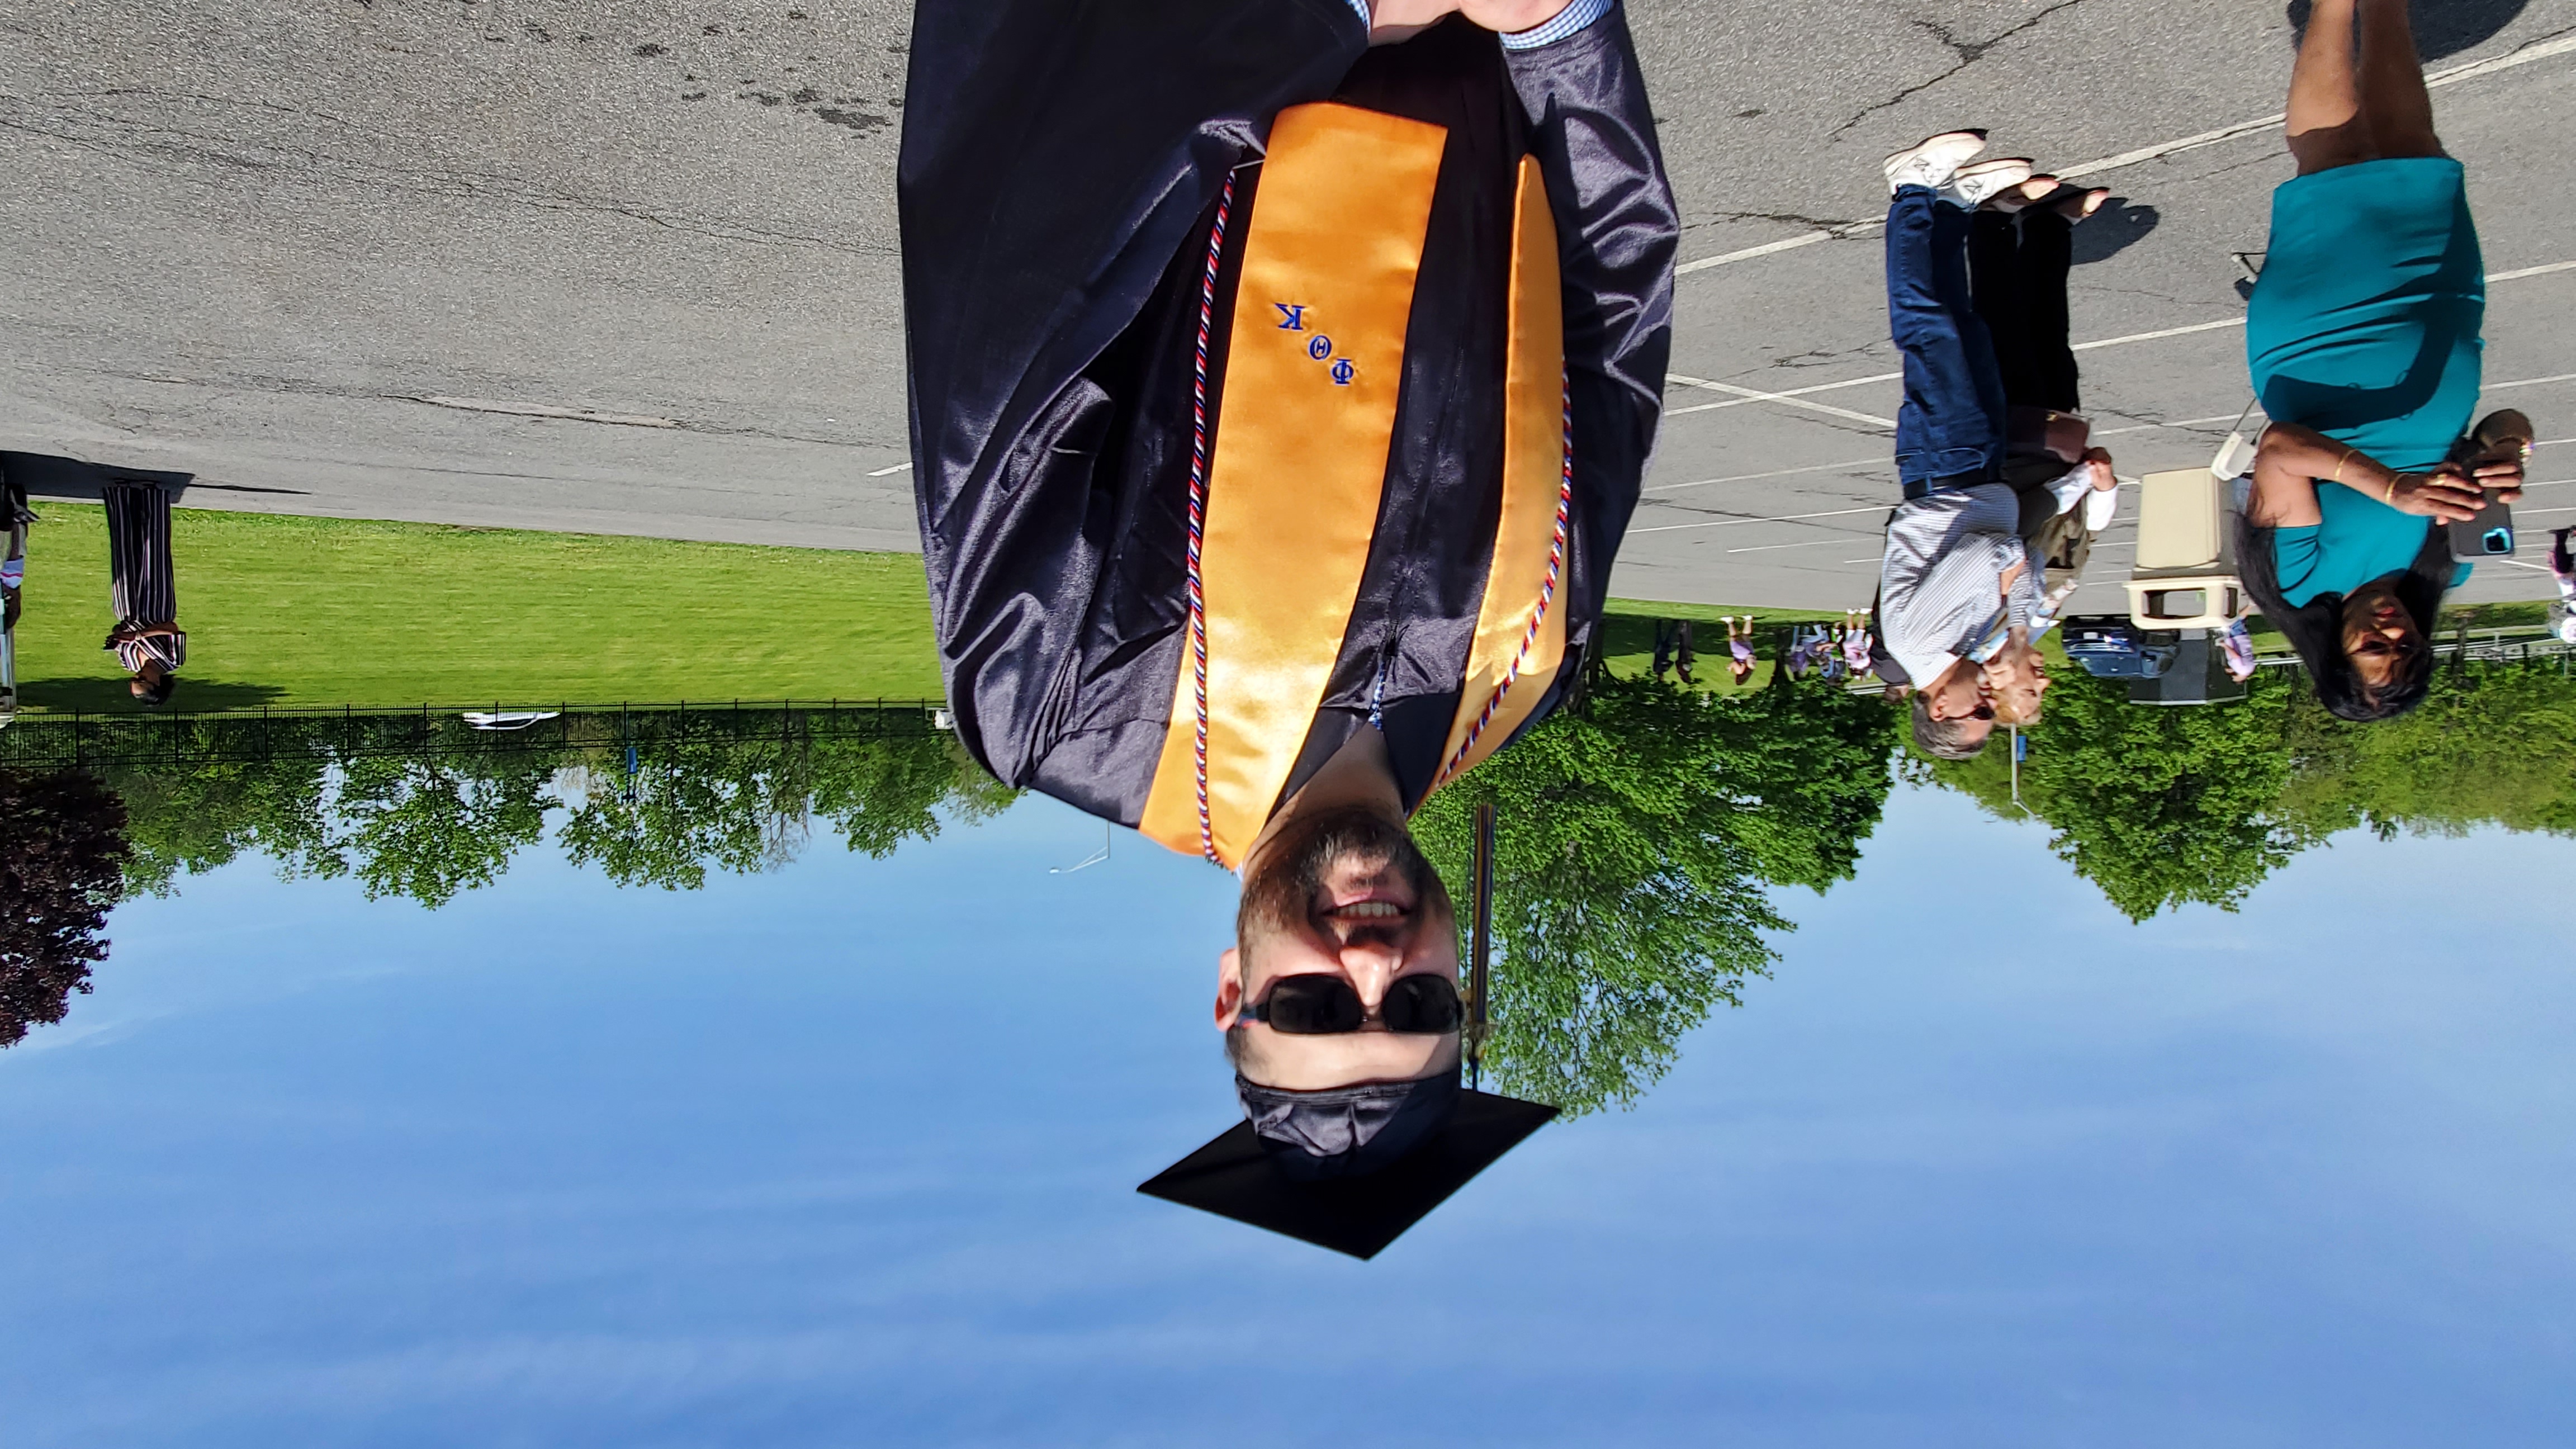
[899,1,1676,830]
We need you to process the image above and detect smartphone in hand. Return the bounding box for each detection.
[2447,488,2516,557]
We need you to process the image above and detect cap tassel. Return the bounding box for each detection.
[1467,800,1495,1091]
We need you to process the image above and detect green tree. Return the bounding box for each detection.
[558,737,814,890]
[106,747,337,896]
[1415,670,1898,1116]
[1917,668,2315,921]
[16,707,1019,907]
[2277,660,2576,838]
[1916,656,2576,921]
[332,751,561,907]
[810,734,1018,856]
[559,731,1016,889]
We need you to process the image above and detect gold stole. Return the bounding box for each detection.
[1137,111,1568,868]
[1432,156,1569,788]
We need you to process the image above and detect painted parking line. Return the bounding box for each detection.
[1666,374,1898,428]
[1664,352,2576,436]
[1629,503,1889,536]
[1725,536,1867,555]
[1640,413,2245,504]
[2487,372,2576,394]
[1672,32,2576,277]
[2070,318,2243,351]
[1642,453,1890,495]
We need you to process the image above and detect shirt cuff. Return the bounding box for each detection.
[2042,463,2090,517]
[2081,481,2119,532]
[1345,0,1372,31]
[1499,0,1616,50]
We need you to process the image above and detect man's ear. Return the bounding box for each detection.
[1214,946,1243,1029]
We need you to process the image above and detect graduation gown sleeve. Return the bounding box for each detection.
[899,0,1367,785]
[1503,6,1677,643]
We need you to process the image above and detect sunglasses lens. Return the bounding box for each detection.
[1383,975,1464,1034]
[1261,976,1365,1034]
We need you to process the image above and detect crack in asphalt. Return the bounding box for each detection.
[1830,0,2096,138]
[88,367,883,449]
[1683,208,1873,234]
[0,92,893,259]
[1765,345,1886,370]
[2076,281,2203,308]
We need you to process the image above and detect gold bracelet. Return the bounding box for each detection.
[2332,447,2355,484]
[2383,474,2399,504]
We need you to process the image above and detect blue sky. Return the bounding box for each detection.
[3,784,2573,1447]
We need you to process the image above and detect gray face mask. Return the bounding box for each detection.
[1235,1071,1461,1181]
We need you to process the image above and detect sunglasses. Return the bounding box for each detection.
[1240,974,1464,1035]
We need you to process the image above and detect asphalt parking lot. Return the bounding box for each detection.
[4,0,2571,607]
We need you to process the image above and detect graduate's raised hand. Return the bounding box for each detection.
[1457,0,1577,31]
[1366,0,1457,44]
[1367,0,1576,45]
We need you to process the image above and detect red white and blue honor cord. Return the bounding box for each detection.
[1185,174,1235,863]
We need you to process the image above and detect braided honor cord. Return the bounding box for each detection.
[1184,174,1237,863]
[1434,378,1575,789]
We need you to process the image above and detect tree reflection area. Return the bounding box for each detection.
[7,657,2573,1106]
[0,704,1015,1046]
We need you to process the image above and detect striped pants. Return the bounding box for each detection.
[102,480,184,672]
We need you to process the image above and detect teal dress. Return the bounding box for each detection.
[2247,156,2487,598]
[2271,484,2471,607]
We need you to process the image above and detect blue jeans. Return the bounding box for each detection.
[1887,186,2006,497]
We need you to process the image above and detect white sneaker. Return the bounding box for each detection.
[1883,130,1987,195]
[1940,158,2034,210]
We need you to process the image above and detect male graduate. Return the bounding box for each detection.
[899,0,1675,1244]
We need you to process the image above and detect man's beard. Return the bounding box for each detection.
[1236,804,1451,945]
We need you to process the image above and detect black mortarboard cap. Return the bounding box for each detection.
[1138,1074,1557,1259]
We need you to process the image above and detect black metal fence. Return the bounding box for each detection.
[0,699,948,771]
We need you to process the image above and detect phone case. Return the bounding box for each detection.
[2447,490,2516,558]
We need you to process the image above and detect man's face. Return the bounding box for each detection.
[1216,806,1461,1091]
[1937,655,1988,722]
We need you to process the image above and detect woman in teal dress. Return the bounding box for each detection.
[2238,0,2532,720]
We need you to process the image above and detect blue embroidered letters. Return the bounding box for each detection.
[1269,304,1357,387]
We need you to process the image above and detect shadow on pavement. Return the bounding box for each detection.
[2284,0,2530,61]
[2070,202,2159,266]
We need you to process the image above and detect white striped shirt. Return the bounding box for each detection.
[1878,482,2044,689]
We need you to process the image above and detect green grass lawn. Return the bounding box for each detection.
[3,508,1827,714]
[0,513,1869,712]
[1595,599,1850,693]
[8,506,945,713]
[9,504,2540,715]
